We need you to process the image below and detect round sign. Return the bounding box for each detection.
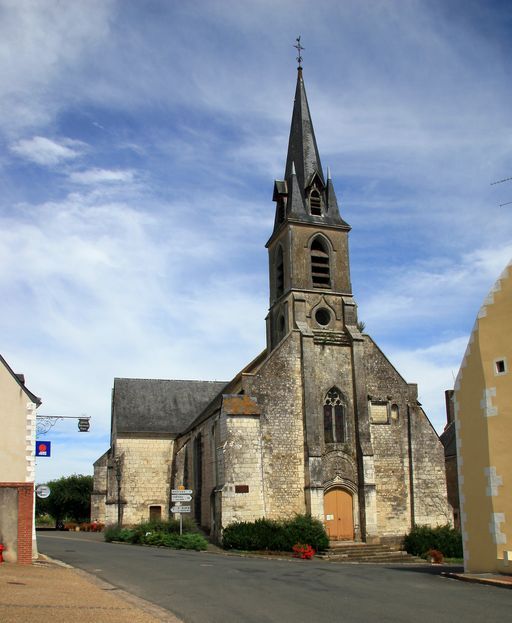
[36,484,51,499]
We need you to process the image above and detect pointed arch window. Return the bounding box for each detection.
[276,245,284,297]
[309,189,322,215]
[310,237,331,288]
[324,388,346,444]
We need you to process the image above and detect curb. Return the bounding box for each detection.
[443,572,512,589]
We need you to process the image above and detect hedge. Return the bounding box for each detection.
[222,514,329,552]
[403,524,463,558]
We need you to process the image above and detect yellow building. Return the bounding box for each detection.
[0,354,41,563]
[455,260,512,573]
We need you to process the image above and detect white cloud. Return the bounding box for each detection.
[388,336,469,433]
[10,136,86,166]
[69,168,135,185]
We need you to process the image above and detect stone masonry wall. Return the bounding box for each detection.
[364,338,415,538]
[116,436,174,525]
[90,451,108,523]
[364,337,451,536]
[243,332,306,519]
[410,406,452,526]
[219,405,265,527]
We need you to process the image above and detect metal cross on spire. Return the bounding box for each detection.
[294,36,304,68]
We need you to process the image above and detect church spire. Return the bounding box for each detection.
[284,67,325,193]
[268,56,349,243]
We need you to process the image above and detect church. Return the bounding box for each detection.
[92,64,451,544]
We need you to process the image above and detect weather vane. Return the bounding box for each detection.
[294,36,304,68]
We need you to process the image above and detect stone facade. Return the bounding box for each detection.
[94,66,451,544]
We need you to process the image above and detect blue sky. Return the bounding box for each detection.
[2,0,511,483]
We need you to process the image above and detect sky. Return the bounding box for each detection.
[1,0,512,484]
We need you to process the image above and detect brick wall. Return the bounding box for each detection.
[0,483,33,564]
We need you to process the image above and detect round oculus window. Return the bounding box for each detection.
[315,308,331,326]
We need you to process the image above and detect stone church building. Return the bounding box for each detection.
[93,67,451,544]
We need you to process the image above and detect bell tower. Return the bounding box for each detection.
[265,65,358,351]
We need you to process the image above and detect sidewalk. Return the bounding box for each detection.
[0,556,182,623]
[443,570,512,589]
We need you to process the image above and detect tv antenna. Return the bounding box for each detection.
[491,176,512,207]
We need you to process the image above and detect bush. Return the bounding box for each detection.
[104,525,135,543]
[104,521,206,550]
[222,514,328,553]
[141,532,208,550]
[403,525,463,558]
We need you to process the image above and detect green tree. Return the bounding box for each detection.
[36,474,93,523]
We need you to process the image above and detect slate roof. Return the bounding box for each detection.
[112,378,228,435]
[268,69,349,244]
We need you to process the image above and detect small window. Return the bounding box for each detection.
[310,237,331,289]
[495,359,507,376]
[310,189,322,215]
[276,246,284,297]
[391,404,399,422]
[315,308,331,326]
[149,505,161,522]
[278,314,285,334]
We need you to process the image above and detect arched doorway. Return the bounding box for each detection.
[324,488,354,540]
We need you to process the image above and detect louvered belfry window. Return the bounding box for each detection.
[324,388,346,444]
[311,237,331,288]
[310,189,322,215]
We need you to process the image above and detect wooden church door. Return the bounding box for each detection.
[324,488,354,540]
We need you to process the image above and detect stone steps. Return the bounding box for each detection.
[318,542,423,563]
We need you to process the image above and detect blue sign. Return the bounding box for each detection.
[36,441,51,457]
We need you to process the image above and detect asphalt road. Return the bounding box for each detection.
[38,532,510,623]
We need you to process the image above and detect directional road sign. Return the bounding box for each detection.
[171,489,193,495]
[171,494,192,502]
[171,506,191,513]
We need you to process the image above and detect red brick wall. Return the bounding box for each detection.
[0,482,34,564]
[17,484,34,564]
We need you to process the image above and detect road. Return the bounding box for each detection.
[38,531,510,623]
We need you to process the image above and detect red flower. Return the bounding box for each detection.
[292,543,316,559]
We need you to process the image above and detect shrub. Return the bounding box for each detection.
[128,518,197,543]
[403,525,463,558]
[104,522,207,550]
[104,525,135,543]
[35,513,54,527]
[222,514,328,553]
[141,532,208,550]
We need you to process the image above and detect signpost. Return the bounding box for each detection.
[171,494,192,502]
[171,489,193,534]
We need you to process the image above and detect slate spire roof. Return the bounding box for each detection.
[268,68,349,243]
[284,67,325,193]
